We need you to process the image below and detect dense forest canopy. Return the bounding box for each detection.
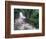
[14,9,39,29]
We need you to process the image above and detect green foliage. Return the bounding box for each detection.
[14,9,39,29]
[29,9,39,28]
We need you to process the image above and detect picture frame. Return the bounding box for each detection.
[5,1,45,38]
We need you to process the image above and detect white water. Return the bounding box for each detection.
[14,12,35,30]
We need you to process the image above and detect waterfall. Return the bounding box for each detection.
[14,12,36,30]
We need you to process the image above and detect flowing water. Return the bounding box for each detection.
[14,12,36,30]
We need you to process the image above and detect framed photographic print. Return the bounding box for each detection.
[5,1,45,38]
